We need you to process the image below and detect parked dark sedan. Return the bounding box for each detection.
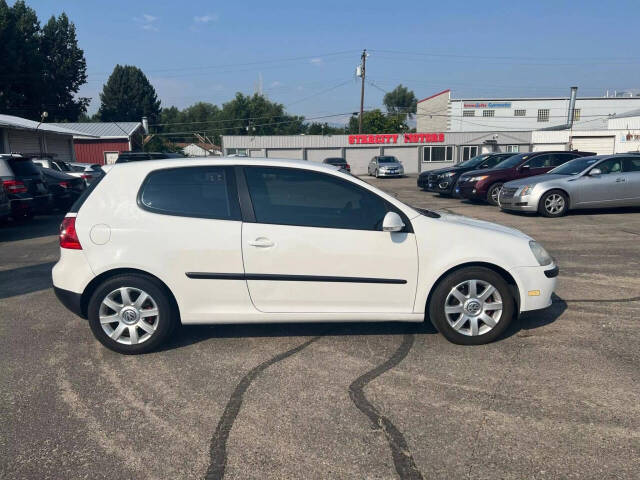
[38,167,86,211]
[323,157,351,172]
[456,150,595,205]
[417,152,515,195]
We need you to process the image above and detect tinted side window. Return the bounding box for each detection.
[525,154,552,168]
[551,153,578,167]
[244,167,388,230]
[139,166,241,220]
[622,157,640,172]
[485,156,506,167]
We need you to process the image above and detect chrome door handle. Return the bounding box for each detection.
[616,178,626,183]
[248,237,274,248]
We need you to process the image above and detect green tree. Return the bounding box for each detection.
[0,1,88,121]
[97,65,161,123]
[305,122,345,135]
[0,0,43,119]
[383,84,417,116]
[39,12,89,121]
[220,93,305,136]
[347,109,408,134]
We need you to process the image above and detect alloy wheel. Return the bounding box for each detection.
[99,287,159,345]
[444,279,503,336]
[544,193,565,215]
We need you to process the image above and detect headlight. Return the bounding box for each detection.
[469,175,488,182]
[519,185,534,196]
[529,241,552,266]
[439,172,456,178]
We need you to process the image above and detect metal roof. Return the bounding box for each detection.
[0,114,96,137]
[50,122,142,138]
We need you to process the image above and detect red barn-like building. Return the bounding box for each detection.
[51,122,143,165]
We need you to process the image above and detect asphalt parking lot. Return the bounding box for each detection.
[1,174,639,480]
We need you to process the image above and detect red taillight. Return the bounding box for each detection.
[346,164,351,170]
[3,179,28,194]
[60,217,82,249]
[59,181,70,188]
[81,174,92,180]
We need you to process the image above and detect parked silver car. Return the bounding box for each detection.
[499,154,640,217]
[368,156,404,178]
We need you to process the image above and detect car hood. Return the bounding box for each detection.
[419,166,454,176]
[504,173,570,188]
[435,212,531,240]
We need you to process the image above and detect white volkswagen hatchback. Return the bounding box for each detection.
[53,158,558,354]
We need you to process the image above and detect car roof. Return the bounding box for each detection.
[107,156,341,173]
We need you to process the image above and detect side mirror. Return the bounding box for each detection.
[589,168,602,176]
[382,211,405,232]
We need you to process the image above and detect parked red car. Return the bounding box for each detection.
[456,150,595,205]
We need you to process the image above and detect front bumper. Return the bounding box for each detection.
[455,182,486,200]
[513,264,559,312]
[377,170,403,177]
[499,195,538,212]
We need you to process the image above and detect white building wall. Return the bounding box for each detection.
[447,97,640,132]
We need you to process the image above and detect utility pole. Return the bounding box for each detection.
[358,49,367,134]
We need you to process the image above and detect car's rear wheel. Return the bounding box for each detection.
[428,267,515,345]
[88,274,177,354]
[538,190,569,217]
[487,182,504,206]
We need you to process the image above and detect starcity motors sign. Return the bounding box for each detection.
[348,133,445,144]
[463,102,512,109]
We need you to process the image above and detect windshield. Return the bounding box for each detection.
[549,156,600,175]
[493,153,528,169]
[377,156,398,163]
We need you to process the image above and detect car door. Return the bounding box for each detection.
[574,158,627,206]
[240,166,418,313]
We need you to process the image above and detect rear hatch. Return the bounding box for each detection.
[7,158,49,196]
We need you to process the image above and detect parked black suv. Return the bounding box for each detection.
[417,152,515,195]
[0,154,52,218]
[115,152,185,163]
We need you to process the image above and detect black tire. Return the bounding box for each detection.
[374,169,379,178]
[538,190,569,217]
[486,182,504,206]
[428,267,515,345]
[88,274,177,354]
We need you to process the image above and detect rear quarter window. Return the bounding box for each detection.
[138,166,241,220]
[8,159,41,176]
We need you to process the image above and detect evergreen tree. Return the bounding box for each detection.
[97,65,161,123]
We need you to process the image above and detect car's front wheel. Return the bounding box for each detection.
[487,182,504,206]
[88,274,177,354]
[428,267,515,345]
[538,190,569,217]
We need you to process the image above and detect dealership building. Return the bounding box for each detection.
[417,89,640,132]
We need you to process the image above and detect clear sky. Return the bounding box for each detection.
[24,0,640,124]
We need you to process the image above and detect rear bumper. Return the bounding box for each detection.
[54,286,85,318]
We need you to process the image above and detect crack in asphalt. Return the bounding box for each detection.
[204,336,322,480]
[349,333,424,480]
